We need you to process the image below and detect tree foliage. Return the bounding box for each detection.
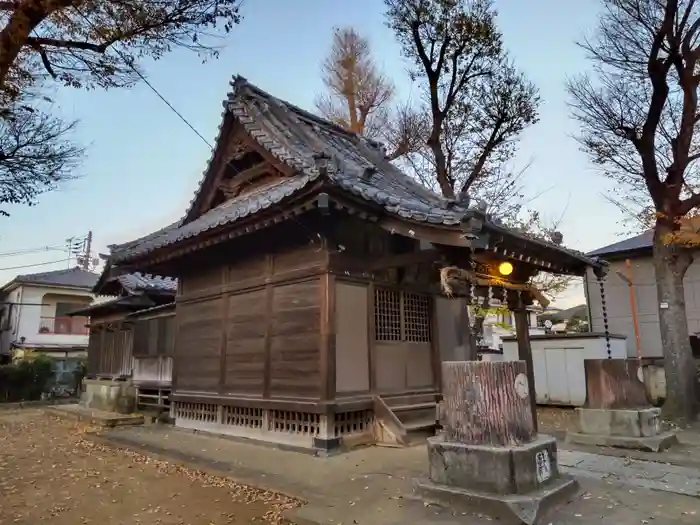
[315,27,426,161]
[0,0,242,215]
[384,0,539,200]
[567,0,700,422]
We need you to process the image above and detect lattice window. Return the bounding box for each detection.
[375,288,431,343]
[223,406,263,429]
[334,410,373,437]
[174,402,218,423]
[375,288,401,341]
[269,410,320,436]
[404,293,431,342]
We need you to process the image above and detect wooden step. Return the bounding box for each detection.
[382,392,439,408]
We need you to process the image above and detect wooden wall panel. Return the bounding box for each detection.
[269,280,321,398]
[180,265,223,296]
[224,289,267,394]
[272,245,325,273]
[335,282,370,393]
[228,255,266,283]
[175,299,222,391]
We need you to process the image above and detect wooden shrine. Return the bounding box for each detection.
[104,76,604,452]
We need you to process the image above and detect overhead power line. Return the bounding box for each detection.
[0,259,71,271]
[0,245,66,258]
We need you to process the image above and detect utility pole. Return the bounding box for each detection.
[82,231,92,271]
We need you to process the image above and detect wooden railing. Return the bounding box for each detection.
[38,316,88,335]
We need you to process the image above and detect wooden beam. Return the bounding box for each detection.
[368,250,445,272]
[378,218,471,247]
[219,162,278,198]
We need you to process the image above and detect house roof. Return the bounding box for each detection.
[116,272,177,294]
[91,260,177,297]
[1,267,99,293]
[586,230,653,258]
[109,76,602,273]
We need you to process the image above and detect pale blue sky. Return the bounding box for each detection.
[0,0,615,306]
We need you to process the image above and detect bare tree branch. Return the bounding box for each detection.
[385,0,539,199]
[568,0,700,423]
[0,104,82,216]
[0,0,243,106]
[315,27,425,161]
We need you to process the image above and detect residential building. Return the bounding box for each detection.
[584,230,690,359]
[481,306,544,350]
[0,267,100,379]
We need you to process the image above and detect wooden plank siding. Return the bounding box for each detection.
[86,312,134,378]
[174,242,328,400]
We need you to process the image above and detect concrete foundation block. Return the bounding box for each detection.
[416,435,579,524]
[576,407,663,437]
[566,431,678,452]
[568,407,677,452]
[414,474,579,525]
[80,379,136,414]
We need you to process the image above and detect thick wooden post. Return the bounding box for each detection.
[440,361,536,446]
[513,308,538,432]
[584,358,650,409]
[508,289,538,433]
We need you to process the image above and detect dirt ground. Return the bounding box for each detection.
[0,410,300,525]
[537,405,578,435]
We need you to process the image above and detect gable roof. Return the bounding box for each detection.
[110,76,602,273]
[587,230,653,258]
[116,272,178,294]
[92,259,177,297]
[1,267,99,294]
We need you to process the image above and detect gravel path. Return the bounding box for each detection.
[0,410,300,525]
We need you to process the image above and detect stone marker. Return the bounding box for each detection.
[414,361,578,525]
[566,359,678,452]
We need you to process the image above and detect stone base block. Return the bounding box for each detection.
[414,474,579,525]
[566,430,678,452]
[80,379,136,414]
[45,404,144,428]
[576,407,663,437]
[568,407,678,451]
[427,434,562,495]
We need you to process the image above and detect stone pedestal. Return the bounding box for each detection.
[414,361,578,524]
[80,379,136,414]
[567,407,677,451]
[565,359,678,452]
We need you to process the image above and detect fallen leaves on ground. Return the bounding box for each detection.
[0,409,301,524]
[537,406,577,433]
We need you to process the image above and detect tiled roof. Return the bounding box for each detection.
[111,77,468,263]
[110,76,602,271]
[586,231,653,257]
[117,272,177,294]
[13,267,99,290]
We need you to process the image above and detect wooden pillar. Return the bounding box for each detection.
[508,290,538,433]
[320,272,336,400]
[440,360,536,445]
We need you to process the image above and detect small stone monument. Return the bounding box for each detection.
[415,361,578,525]
[566,359,678,452]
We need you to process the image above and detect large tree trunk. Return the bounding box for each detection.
[653,223,698,425]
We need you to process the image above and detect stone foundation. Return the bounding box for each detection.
[416,434,578,524]
[567,407,678,452]
[172,400,374,454]
[80,379,136,414]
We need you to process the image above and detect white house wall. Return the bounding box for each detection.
[13,285,93,348]
[585,256,700,358]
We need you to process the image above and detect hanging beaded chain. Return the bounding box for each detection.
[597,273,612,358]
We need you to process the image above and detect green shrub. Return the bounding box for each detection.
[72,360,87,393]
[0,356,55,402]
